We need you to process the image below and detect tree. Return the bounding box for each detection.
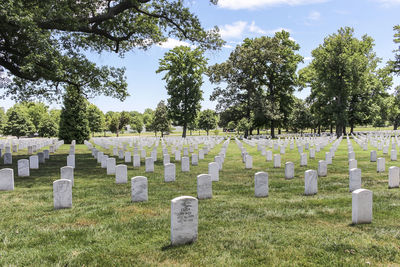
[152,100,170,137]
[157,46,207,137]
[208,31,302,138]
[301,27,386,136]
[59,86,90,144]
[392,25,400,75]
[0,0,223,102]
[0,107,6,134]
[38,114,58,137]
[237,118,249,135]
[289,98,311,135]
[87,104,105,136]
[130,116,144,135]
[388,87,400,129]
[106,111,132,136]
[198,109,217,135]
[24,102,48,133]
[3,105,35,138]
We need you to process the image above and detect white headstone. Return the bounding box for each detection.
[101,155,109,168]
[115,164,128,184]
[29,155,39,169]
[352,189,372,224]
[318,160,327,177]
[285,162,294,179]
[4,153,12,165]
[67,155,75,168]
[377,157,385,173]
[43,149,50,159]
[164,163,176,182]
[370,151,377,162]
[0,168,14,191]
[214,156,223,170]
[391,149,397,161]
[197,174,212,199]
[131,176,148,202]
[254,172,268,197]
[124,152,132,163]
[388,166,400,188]
[304,170,318,195]
[325,152,332,164]
[309,148,315,159]
[300,153,307,167]
[208,162,219,182]
[163,154,170,165]
[171,196,198,246]
[18,159,30,177]
[107,157,116,175]
[181,157,190,172]
[60,166,74,186]
[349,168,361,192]
[192,154,198,166]
[245,155,253,169]
[273,154,281,168]
[145,157,154,172]
[53,179,72,209]
[133,154,141,167]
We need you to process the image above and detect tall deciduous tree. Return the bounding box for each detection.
[0,0,223,101]
[59,86,90,144]
[198,109,217,135]
[3,105,35,138]
[156,46,207,137]
[301,27,388,136]
[24,102,48,133]
[392,25,400,75]
[106,111,132,136]
[208,31,302,138]
[152,100,170,137]
[38,114,58,137]
[130,115,144,135]
[87,104,105,136]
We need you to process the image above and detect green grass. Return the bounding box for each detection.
[0,138,400,266]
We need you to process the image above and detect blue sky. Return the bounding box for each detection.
[1,0,400,112]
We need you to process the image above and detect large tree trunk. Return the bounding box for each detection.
[330,124,333,134]
[245,129,248,138]
[343,125,346,136]
[249,128,253,136]
[336,123,343,137]
[350,124,354,134]
[182,124,187,138]
[278,128,281,135]
[206,130,209,136]
[394,123,398,130]
[116,130,119,137]
[257,128,260,135]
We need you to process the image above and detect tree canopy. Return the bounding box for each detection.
[208,31,302,138]
[0,0,223,102]
[157,46,207,137]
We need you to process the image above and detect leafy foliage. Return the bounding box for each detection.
[208,31,302,137]
[198,109,217,135]
[157,46,207,137]
[152,100,170,136]
[0,0,223,101]
[301,27,390,135]
[38,114,58,137]
[106,111,132,136]
[392,25,400,75]
[87,104,105,136]
[3,104,35,138]
[59,86,90,144]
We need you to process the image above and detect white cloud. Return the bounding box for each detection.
[219,21,248,39]
[223,44,234,49]
[375,0,400,7]
[157,38,193,49]
[249,21,267,34]
[307,11,321,20]
[218,0,328,10]
[304,56,312,61]
[219,21,291,40]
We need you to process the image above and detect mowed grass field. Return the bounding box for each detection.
[0,138,400,266]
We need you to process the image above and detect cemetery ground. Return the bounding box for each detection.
[1,139,400,266]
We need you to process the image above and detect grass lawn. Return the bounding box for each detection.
[0,138,399,266]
